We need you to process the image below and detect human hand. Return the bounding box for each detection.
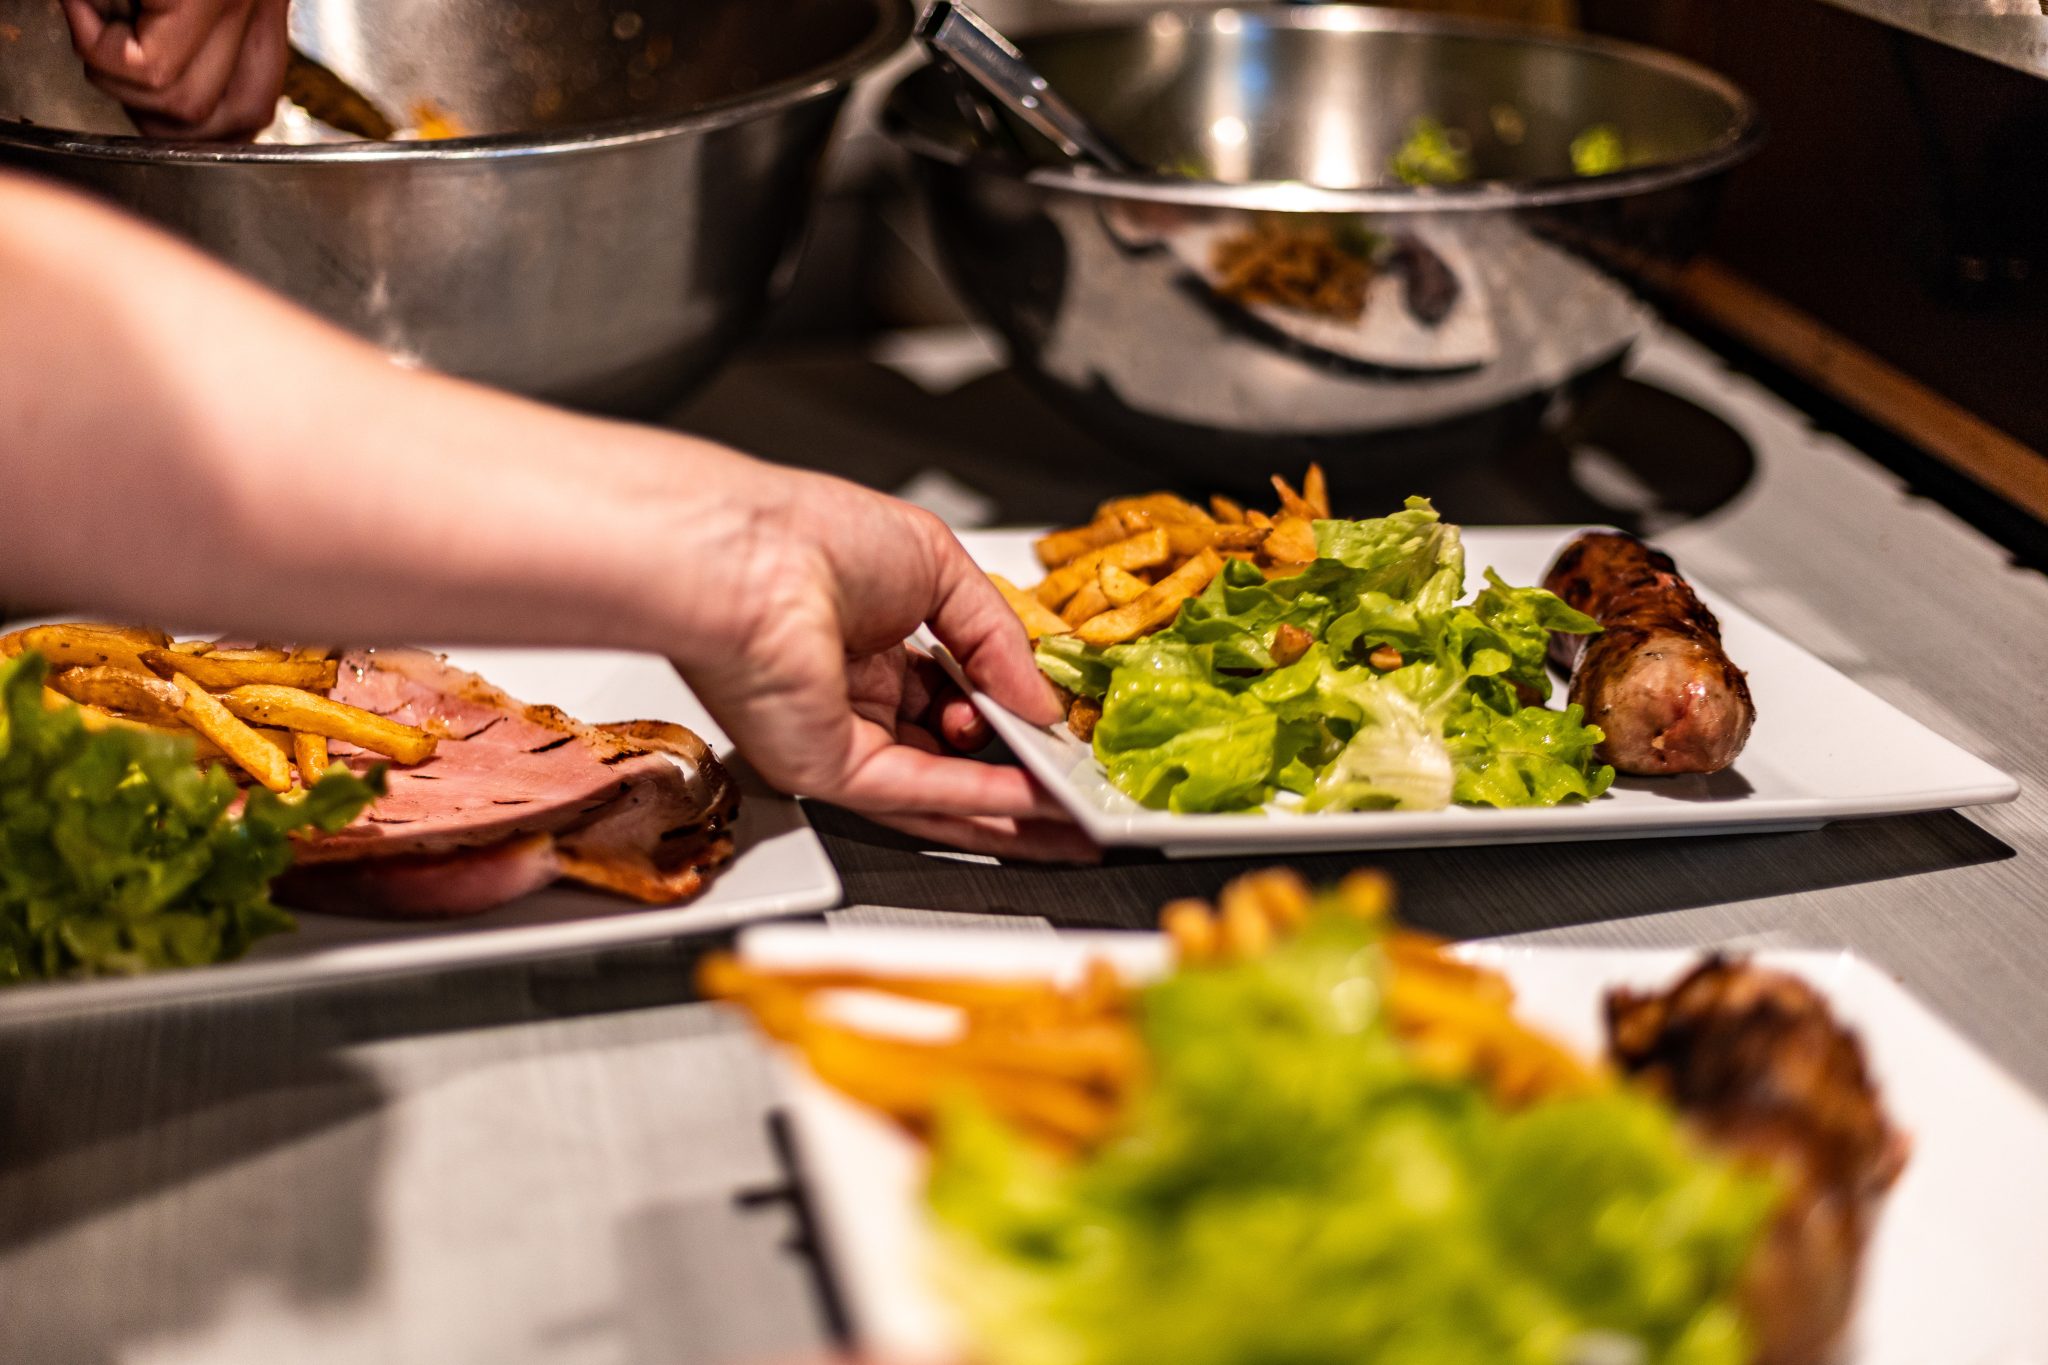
[62,0,289,139]
[666,459,1094,862]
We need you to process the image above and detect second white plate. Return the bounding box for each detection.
[745,925,2048,1365]
[0,646,841,1026]
[950,528,2018,855]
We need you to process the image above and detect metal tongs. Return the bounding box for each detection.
[915,0,1133,173]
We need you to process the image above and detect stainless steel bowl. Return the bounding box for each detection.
[0,0,912,413]
[883,6,1760,489]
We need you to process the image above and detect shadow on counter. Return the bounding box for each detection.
[805,803,2014,942]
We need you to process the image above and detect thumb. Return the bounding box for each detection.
[920,523,1062,727]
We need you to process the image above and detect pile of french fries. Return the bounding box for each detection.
[989,467,1332,739]
[701,951,1141,1152]
[706,866,1601,1157]
[1160,868,1602,1107]
[1,623,437,795]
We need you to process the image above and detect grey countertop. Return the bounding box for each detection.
[2,324,2043,1365]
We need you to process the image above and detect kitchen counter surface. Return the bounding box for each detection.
[3,323,2043,1364]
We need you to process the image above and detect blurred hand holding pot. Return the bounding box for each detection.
[0,0,914,414]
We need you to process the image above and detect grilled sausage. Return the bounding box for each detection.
[1542,531,1754,775]
[1607,958,1907,1365]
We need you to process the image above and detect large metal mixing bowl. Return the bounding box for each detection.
[883,6,1760,490]
[0,0,911,413]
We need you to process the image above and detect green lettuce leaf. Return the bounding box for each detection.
[0,651,381,983]
[1090,640,1276,812]
[928,916,1777,1365]
[1039,498,1613,815]
[1449,696,1617,807]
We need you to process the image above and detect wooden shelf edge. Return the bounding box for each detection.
[1672,258,2048,526]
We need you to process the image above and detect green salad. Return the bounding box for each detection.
[0,650,379,982]
[928,913,1777,1365]
[1035,498,1615,813]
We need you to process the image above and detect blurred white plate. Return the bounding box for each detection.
[743,924,2048,1365]
[0,645,839,1024]
[946,528,2018,856]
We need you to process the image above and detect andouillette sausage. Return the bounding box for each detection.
[1542,531,1754,776]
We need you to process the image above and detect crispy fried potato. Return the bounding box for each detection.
[1098,563,1149,607]
[293,732,332,783]
[1245,509,1274,531]
[13,624,162,674]
[1067,694,1102,742]
[144,649,340,691]
[1263,514,1319,565]
[1074,549,1223,647]
[1094,492,1212,526]
[1209,494,1246,525]
[1033,529,1171,609]
[1303,462,1331,519]
[45,665,185,723]
[172,673,295,792]
[288,644,335,662]
[1060,580,1112,629]
[1034,513,1145,569]
[1271,473,1318,522]
[1160,898,1219,963]
[42,688,224,753]
[990,574,1071,641]
[166,639,213,656]
[215,685,438,765]
[1163,523,1270,559]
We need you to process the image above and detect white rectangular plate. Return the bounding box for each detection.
[0,645,840,1025]
[952,528,2018,855]
[745,925,2048,1365]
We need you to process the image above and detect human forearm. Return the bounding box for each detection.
[0,173,743,655]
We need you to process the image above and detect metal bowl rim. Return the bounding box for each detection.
[883,3,1764,212]
[0,0,912,163]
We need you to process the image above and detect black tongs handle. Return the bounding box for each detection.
[915,0,1133,173]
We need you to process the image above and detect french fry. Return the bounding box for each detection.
[1034,513,1145,569]
[1245,509,1274,531]
[14,624,163,674]
[289,644,335,662]
[214,684,438,765]
[44,665,185,723]
[1209,494,1246,525]
[172,673,295,792]
[41,688,223,754]
[1074,549,1223,647]
[1060,580,1112,629]
[1161,899,1219,963]
[293,732,332,783]
[1094,492,1212,526]
[1263,515,1318,566]
[990,574,1071,641]
[1033,529,1171,609]
[144,649,340,691]
[1271,474,1317,522]
[1164,523,1269,558]
[1303,463,1331,519]
[166,639,213,656]
[1098,563,1149,606]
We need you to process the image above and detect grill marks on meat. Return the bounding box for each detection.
[1543,531,1755,775]
[1607,959,1906,1365]
[280,649,738,917]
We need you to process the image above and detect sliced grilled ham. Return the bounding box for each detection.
[277,649,738,918]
